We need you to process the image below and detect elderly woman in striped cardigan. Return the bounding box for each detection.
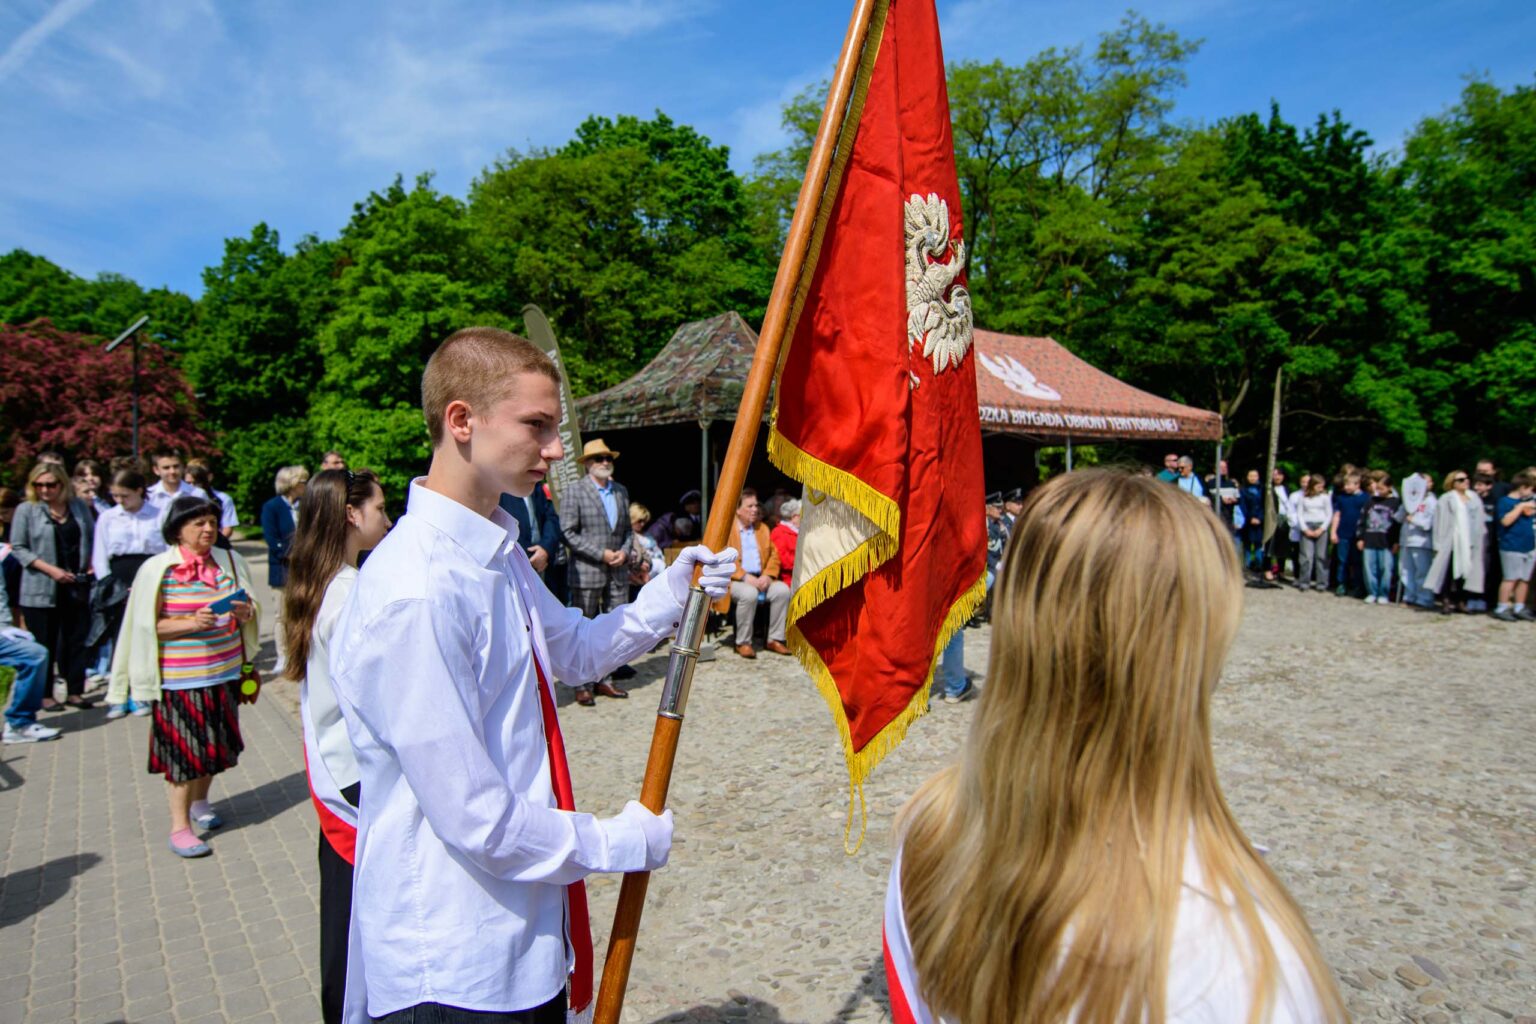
[108,496,261,858]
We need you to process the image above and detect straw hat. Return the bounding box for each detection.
[579,438,621,462]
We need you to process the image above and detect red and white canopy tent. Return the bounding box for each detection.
[972,328,1222,471]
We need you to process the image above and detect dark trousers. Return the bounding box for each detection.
[320,783,360,1024]
[571,578,629,685]
[372,991,566,1023]
[1331,541,1363,594]
[19,599,91,696]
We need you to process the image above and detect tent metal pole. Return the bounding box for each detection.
[1066,436,1073,471]
[699,419,712,523]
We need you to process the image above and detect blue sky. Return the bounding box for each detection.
[3,0,1532,298]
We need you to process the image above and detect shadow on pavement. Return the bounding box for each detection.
[216,769,310,834]
[0,852,103,928]
[0,754,25,791]
[641,995,794,1024]
[636,964,889,1024]
[831,961,890,1019]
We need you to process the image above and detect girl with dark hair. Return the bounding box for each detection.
[73,459,111,516]
[282,469,390,1023]
[92,468,168,718]
[106,495,261,858]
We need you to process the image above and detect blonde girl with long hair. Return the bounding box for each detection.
[886,470,1347,1023]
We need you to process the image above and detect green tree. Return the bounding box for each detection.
[746,14,1200,348]
[310,174,503,498]
[745,82,826,254]
[1390,78,1536,470]
[1117,127,1313,440]
[180,224,340,515]
[470,112,774,393]
[0,249,195,348]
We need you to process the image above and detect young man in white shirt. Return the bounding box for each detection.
[144,449,209,509]
[329,327,736,1023]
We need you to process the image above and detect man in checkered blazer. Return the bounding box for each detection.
[562,439,634,705]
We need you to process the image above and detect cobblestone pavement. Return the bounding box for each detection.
[1,547,1531,1022]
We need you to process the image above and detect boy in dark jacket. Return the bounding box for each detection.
[1355,470,1401,604]
[1330,473,1368,597]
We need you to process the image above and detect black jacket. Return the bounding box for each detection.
[498,487,562,574]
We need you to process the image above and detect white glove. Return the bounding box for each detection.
[666,545,738,604]
[617,800,674,871]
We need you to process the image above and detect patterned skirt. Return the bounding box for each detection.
[147,683,244,783]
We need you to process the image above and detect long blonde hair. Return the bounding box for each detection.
[898,470,1345,1023]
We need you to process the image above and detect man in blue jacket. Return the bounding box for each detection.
[498,484,566,606]
[259,464,307,673]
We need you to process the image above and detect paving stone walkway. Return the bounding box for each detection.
[0,672,319,1024]
[2,541,1532,1023]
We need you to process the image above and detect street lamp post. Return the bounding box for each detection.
[105,315,150,462]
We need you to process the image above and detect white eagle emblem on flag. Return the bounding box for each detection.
[904,192,973,374]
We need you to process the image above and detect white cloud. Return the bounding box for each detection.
[726,67,831,170]
[0,0,99,83]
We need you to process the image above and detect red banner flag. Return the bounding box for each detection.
[769,0,985,817]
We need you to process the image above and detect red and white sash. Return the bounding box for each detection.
[533,655,594,1021]
[883,853,937,1024]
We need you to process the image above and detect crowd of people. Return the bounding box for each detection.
[1149,453,1536,621]
[0,324,1400,1022]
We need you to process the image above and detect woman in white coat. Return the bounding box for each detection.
[1424,469,1485,614]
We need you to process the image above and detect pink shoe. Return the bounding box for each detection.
[168,828,211,858]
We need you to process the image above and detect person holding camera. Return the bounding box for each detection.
[10,462,97,711]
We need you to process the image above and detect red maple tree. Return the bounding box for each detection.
[0,319,215,482]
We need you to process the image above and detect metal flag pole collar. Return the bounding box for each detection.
[656,586,712,721]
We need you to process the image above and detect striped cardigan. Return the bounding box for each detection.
[107,546,262,705]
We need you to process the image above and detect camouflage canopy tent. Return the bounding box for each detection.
[575,311,776,518]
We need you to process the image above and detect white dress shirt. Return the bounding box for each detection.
[91,502,167,579]
[330,481,685,1018]
[145,480,209,509]
[302,566,361,816]
[213,489,239,530]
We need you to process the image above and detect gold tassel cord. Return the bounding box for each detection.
[787,574,987,853]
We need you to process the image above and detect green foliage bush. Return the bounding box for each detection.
[3,23,1532,494]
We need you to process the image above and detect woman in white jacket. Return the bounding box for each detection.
[1424,469,1485,614]
[281,469,391,1024]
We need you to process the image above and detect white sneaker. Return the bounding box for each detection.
[131,702,152,717]
[105,704,128,720]
[3,722,63,743]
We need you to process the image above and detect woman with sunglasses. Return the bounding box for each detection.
[10,462,97,710]
[1425,469,1486,614]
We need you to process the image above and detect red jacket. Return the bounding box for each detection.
[770,522,798,585]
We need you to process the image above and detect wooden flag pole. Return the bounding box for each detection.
[593,1,882,1020]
